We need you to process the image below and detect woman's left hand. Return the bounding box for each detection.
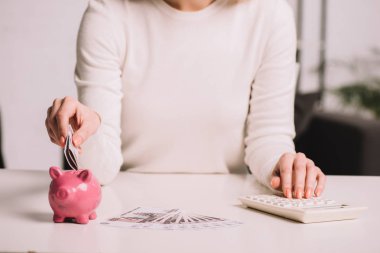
[270,152,326,199]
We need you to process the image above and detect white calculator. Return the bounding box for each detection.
[239,194,367,223]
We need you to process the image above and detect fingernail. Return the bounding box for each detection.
[315,189,320,197]
[60,136,65,146]
[285,189,292,199]
[271,177,278,188]
[306,189,311,198]
[270,178,275,187]
[296,190,303,199]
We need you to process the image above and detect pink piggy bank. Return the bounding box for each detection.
[48,166,102,224]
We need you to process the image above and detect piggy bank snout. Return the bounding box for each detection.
[56,188,69,200]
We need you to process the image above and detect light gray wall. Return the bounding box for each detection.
[0,0,88,169]
[322,0,380,113]
[0,0,379,170]
[298,0,380,95]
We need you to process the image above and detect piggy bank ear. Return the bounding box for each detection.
[78,169,92,183]
[49,166,63,179]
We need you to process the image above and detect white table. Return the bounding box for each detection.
[0,169,378,253]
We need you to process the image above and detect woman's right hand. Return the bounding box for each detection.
[45,96,101,148]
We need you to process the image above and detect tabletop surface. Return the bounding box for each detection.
[0,169,379,253]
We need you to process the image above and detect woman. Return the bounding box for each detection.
[45,0,326,199]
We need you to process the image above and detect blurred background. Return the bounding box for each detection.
[0,0,379,175]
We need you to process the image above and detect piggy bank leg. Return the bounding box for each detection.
[76,215,89,224]
[89,212,97,220]
[53,214,65,223]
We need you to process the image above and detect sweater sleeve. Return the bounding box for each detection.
[244,0,297,189]
[75,0,125,185]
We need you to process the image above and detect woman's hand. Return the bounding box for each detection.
[270,152,326,199]
[45,96,101,148]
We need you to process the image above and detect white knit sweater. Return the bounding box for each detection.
[75,0,297,186]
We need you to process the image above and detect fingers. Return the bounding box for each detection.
[45,96,101,150]
[270,175,281,189]
[47,126,59,145]
[46,99,63,146]
[293,153,307,199]
[46,107,56,141]
[45,96,77,147]
[72,122,90,147]
[304,160,317,198]
[56,96,77,144]
[315,168,326,197]
[71,105,101,147]
[278,153,294,199]
[273,153,326,199]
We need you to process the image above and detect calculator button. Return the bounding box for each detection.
[304,201,314,206]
